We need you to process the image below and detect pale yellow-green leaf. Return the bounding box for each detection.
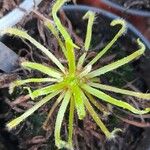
[52,0,79,49]
[82,92,111,138]
[72,85,86,120]
[78,65,92,78]
[82,84,150,114]
[2,28,65,73]
[68,96,75,149]
[86,39,145,78]
[28,82,65,99]
[66,41,76,75]
[7,91,60,130]
[9,78,58,94]
[89,82,150,100]
[21,61,62,79]
[77,11,95,69]
[55,90,71,149]
[87,18,127,66]
[43,91,65,130]
[86,92,110,115]
[44,21,67,58]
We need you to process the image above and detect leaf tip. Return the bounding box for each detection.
[110,18,127,35]
[108,128,122,140]
[83,10,95,20]
[137,38,145,54]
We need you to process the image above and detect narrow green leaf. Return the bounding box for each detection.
[66,41,76,75]
[55,90,71,149]
[83,11,95,51]
[9,77,59,94]
[7,90,60,130]
[43,91,65,130]
[72,85,86,120]
[52,0,79,49]
[52,0,71,41]
[78,65,92,78]
[68,96,75,149]
[82,84,150,114]
[22,61,62,79]
[2,28,65,73]
[89,82,150,100]
[82,92,111,138]
[44,21,67,58]
[28,82,65,99]
[77,11,95,69]
[87,39,145,78]
[87,19,127,66]
[86,92,109,115]
[52,0,78,75]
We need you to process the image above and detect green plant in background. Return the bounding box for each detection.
[2,0,150,149]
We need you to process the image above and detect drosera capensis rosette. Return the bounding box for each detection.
[1,0,150,149]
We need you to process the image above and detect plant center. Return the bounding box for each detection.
[63,71,86,89]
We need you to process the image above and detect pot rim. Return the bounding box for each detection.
[63,5,150,50]
[101,0,150,17]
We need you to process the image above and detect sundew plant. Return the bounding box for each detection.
[2,0,150,149]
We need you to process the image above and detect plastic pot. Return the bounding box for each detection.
[0,41,19,73]
[0,0,43,31]
[0,0,44,73]
[77,0,150,41]
[99,0,150,17]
